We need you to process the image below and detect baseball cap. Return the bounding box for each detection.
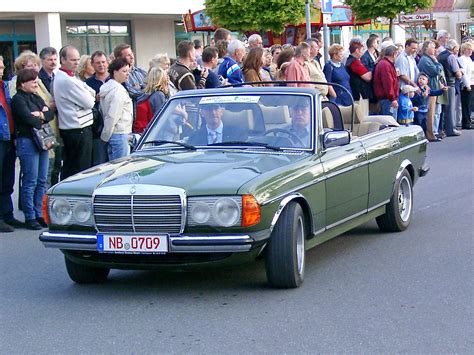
[402,85,417,94]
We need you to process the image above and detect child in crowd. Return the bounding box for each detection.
[397,85,418,125]
[411,72,445,135]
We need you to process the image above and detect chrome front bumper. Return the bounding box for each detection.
[39,231,264,253]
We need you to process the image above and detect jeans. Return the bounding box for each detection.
[379,99,398,120]
[414,111,427,133]
[0,139,16,222]
[92,138,108,166]
[16,137,49,221]
[433,103,442,135]
[107,134,129,161]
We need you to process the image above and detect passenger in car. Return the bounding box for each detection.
[188,104,247,145]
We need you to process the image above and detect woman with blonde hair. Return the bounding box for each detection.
[132,66,170,133]
[145,66,170,114]
[148,53,177,96]
[76,55,95,81]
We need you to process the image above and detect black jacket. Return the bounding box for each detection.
[188,124,247,145]
[345,55,372,101]
[11,89,54,139]
[169,62,197,91]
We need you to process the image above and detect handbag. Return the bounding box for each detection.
[32,123,58,151]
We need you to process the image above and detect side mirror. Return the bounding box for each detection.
[323,130,351,149]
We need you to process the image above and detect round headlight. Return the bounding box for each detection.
[191,201,211,224]
[212,198,240,227]
[74,201,91,223]
[51,199,72,225]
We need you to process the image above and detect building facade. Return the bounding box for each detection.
[0,0,205,79]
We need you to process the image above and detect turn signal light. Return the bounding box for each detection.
[242,195,260,227]
[42,195,50,225]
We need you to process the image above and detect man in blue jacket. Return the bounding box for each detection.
[0,56,23,232]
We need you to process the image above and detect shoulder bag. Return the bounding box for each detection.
[32,123,58,151]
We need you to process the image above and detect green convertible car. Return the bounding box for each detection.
[40,86,429,288]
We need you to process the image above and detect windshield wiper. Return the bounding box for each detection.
[207,141,282,151]
[142,140,197,150]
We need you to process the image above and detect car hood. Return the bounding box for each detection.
[50,150,308,196]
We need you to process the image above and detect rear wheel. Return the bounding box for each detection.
[265,202,306,288]
[65,256,110,284]
[376,169,413,232]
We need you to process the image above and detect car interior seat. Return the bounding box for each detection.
[261,105,291,131]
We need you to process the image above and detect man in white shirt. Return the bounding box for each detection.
[395,38,419,91]
[53,45,96,179]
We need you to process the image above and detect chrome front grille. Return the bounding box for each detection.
[94,194,183,234]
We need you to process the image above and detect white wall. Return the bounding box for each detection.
[1,0,204,14]
[133,18,176,69]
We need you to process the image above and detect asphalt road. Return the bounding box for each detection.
[1,131,473,354]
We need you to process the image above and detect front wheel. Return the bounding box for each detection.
[265,202,306,288]
[65,256,110,284]
[376,169,413,232]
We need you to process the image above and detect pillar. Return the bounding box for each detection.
[34,13,62,53]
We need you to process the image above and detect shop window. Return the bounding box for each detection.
[66,21,131,55]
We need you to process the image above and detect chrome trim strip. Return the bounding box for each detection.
[326,210,367,230]
[40,232,97,242]
[39,232,253,253]
[396,159,412,181]
[260,177,326,206]
[313,228,325,236]
[131,192,136,233]
[269,194,304,231]
[367,200,390,212]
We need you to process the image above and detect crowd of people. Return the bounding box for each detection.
[0,27,473,232]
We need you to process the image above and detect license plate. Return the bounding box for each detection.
[97,234,168,253]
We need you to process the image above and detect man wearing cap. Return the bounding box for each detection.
[188,104,247,145]
[283,97,312,147]
[397,85,418,125]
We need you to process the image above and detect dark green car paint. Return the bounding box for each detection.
[41,87,428,277]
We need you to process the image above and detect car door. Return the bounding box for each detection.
[320,139,369,228]
[360,132,401,209]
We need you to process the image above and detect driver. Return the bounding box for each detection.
[188,103,247,145]
[285,97,312,147]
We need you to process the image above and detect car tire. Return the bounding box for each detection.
[376,169,413,232]
[65,256,110,284]
[265,202,306,288]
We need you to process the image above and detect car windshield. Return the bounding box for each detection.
[139,94,314,151]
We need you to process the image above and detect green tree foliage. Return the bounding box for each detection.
[204,0,307,33]
[343,0,433,22]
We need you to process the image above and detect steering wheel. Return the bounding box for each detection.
[263,128,305,147]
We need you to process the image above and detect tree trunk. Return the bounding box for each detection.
[389,18,393,39]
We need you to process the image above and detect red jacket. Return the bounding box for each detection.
[373,58,399,101]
